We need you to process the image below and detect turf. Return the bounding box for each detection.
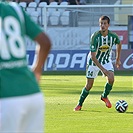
[40,74,133,133]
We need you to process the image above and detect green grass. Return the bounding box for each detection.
[40,74,133,133]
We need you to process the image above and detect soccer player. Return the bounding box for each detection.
[0,1,51,132]
[74,15,122,111]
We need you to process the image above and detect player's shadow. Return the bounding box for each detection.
[126,112,133,114]
[89,110,102,113]
[74,110,133,114]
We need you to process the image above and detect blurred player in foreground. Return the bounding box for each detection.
[74,15,121,111]
[0,1,51,132]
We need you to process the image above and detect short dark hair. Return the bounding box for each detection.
[99,16,110,24]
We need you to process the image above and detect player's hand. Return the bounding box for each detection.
[115,59,121,69]
[33,69,41,82]
[102,69,110,77]
[34,72,41,82]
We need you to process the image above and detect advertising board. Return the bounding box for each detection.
[27,49,133,71]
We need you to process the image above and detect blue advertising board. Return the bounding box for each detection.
[27,50,88,71]
[27,49,133,71]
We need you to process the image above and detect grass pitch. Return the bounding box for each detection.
[40,73,133,133]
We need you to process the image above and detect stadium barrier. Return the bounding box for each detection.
[27,49,133,71]
[24,4,133,71]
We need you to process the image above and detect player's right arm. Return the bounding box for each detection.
[90,51,109,77]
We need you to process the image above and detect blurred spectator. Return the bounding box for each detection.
[39,0,62,5]
[14,0,34,5]
[68,0,79,5]
[55,0,62,4]
[34,0,40,3]
[79,0,86,4]
[16,0,34,3]
[49,0,62,4]
[39,0,50,4]
[61,0,68,1]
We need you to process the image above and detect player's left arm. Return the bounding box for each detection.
[33,32,51,82]
[115,42,122,69]
[22,9,51,81]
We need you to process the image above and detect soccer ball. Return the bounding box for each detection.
[115,100,128,113]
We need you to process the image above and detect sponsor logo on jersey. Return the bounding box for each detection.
[99,44,110,52]
[91,45,95,51]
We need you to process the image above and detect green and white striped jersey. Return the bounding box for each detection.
[88,30,120,65]
[0,2,43,98]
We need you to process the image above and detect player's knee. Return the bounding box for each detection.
[108,72,114,85]
[108,77,114,85]
[85,84,93,90]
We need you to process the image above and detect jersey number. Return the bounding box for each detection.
[0,17,25,60]
[88,71,93,77]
